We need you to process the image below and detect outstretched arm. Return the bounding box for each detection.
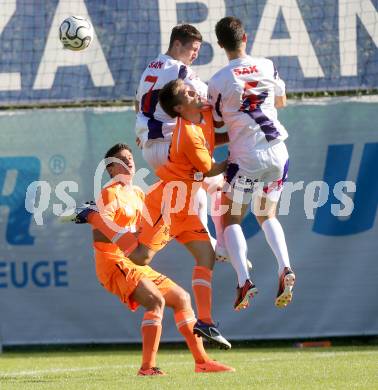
[88,211,139,255]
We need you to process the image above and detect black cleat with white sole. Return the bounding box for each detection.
[193,320,231,350]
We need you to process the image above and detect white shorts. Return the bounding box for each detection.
[223,141,289,204]
[142,140,170,170]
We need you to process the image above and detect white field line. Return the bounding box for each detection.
[1,350,376,379]
[0,362,186,378]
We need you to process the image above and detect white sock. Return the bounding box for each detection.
[224,224,250,287]
[261,218,290,274]
[196,187,216,249]
[211,190,225,249]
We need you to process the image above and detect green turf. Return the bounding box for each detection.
[0,345,377,389]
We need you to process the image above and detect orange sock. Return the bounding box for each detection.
[141,311,162,370]
[88,213,138,254]
[175,309,209,364]
[192,266,213,324]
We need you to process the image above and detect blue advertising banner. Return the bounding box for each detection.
[0,0,377,105]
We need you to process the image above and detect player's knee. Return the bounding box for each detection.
[130,246,154,266]
[255,211,277,226]
[146,292,165,313]
[195,246,215,270]
[223,212,243,227]
[176,289,192,310]
[171,288,191,311]
[132,256,151,266]
[196,257,214,270]
[256,214,268,226]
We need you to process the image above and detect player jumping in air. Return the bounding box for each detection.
[134,24,227,252]
[135,24,207,169]
[85,143,234,375]
[207,17,295,311]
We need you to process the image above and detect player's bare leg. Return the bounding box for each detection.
[128,244,156,266]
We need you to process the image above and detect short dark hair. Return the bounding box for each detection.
[104,143,132,172]
[215,16,245,51]
[158,79,184,118]
[168,24,202,49]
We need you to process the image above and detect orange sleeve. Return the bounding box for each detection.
[97,186,119,221]
[88,187,119,240]
[88,212,138,254]
[88,186,139,253]
[182,124,212,174]
[88,212,115,240]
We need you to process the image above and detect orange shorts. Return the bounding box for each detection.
[138,181,209,249]
[94,246,176,311]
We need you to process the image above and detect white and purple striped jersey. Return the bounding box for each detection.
[135,53,208,147]
[208,56,288,167]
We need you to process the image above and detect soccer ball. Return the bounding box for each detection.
[59,16,93,51]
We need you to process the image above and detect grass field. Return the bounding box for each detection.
[0,344,377,389]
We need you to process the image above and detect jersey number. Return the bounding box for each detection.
[141,75,160,116]
[239,81,263,112]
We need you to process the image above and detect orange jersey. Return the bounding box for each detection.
[156,108,215,183]
[93,181,145,253]
[92,180,177,312]
[153,108,215,221]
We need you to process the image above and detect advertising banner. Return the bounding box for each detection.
[0,98,377,345]
[0,0,377,105]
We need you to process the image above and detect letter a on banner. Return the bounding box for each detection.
[339,0,378,76]
[251,0,324,77]
[33,0,114,89]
